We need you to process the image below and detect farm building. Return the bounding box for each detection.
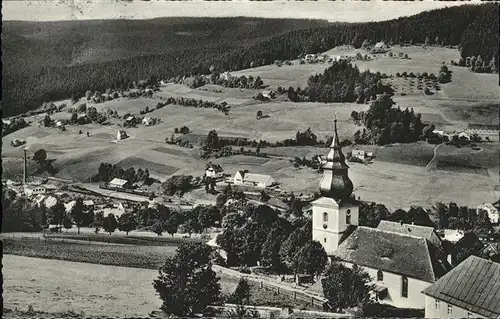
[55,120,63,127]
[477,203,499,224]
[233,170,275,189]
[98,202,126,218]
[206,163,224,178]
[24,184,46,196]
[220,71,232,81]
[305,54,317,63]
[372,41,389,53]
[351,149,373,160]
[422,256,500,319]
[117,130,128,141]
[142,117,153,126]
[465,128,499,142]
[439,229,465,243]
[261,90,275,99]
[34,195,57,209]
[108,178,130,189]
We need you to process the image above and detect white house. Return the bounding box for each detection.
[351,149,366,160]
[305,54,317,63]
[35,195,57,209]
[477,203,499,224]
[206,234,227,261]
[440,229,465,243]
[24,185,46,196]
[422,256,500,319]
[220,71,232,81]
[233,170,275,189]
[206,163,224,178]
[108,178,129,188]
[142,117,153,126]
[372,41,389,53]
[457,132,470,140]
[101,202,126,218]
[261,90,274,99]
[117,130,128,141]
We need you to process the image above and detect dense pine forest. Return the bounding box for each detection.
[2,4,498,116]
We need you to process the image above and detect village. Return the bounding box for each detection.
[2,3,500,318]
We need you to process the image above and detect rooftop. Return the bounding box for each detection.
[377,220,435,240]
[109,178,128,187]
[333,226,450,282]
[422,256,500,318]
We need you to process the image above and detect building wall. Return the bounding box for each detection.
[312,200,359,254]
[344,263,431,309]
[424,296,486,319]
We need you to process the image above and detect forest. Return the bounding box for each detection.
[2,4,497,116]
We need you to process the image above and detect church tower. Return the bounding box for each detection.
[311,115,359,255]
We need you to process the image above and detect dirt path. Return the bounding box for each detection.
[425,142,444,173]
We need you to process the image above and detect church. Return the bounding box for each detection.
[311,117,451,309]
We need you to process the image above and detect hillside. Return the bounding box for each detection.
[2,3,498,116]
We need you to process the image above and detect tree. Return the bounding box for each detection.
[204,130,220,150]
[94,211,104,234]
[227,278,251,305]
[292,240,327,277]
[260,228,283,270]
[153,243,222,317]
[43,115,52,127]
[151,220,165,236]
[118,211,138,235]
[256,110,263,119]
[359,202,390,228]
[322,262,373,312]
[165,213,180,236]
[70,112,78,123]
[103,213,118,235]
[63,214,73,233]
[49,201,65,232]
[259,190,270,203]
[70,198,86,234]
[33,149,47,164]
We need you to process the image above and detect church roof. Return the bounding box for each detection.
[332,226,450,282]
[319,116,353,199]
[377,220,435,239]
[422,256,500,318]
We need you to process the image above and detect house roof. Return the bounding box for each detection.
[377,220,436,239]
[332,226,450,282]
[207,164,224,172]
[83,200,94,206]
[243,173,274,184]
[422,256,500,318]
[109,178,128,187]
[455,231,484,252]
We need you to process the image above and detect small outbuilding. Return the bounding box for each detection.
[108,178,130,189]
[117,130,128,141]
[142,117,153,126]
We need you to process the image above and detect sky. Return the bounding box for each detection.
[2,0,481,23]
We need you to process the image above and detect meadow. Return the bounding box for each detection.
[3,254,239,318]
[2,45,498,209]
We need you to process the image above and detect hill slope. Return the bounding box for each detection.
[2,4,497,116]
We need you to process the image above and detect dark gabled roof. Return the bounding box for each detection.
[422,256,500,318]
[332,226,449,282]
[207,163,224,172]
[455,231,484,252]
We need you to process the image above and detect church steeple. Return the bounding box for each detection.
[319,114,354,200]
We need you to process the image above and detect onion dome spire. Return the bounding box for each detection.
[319,113,354,199]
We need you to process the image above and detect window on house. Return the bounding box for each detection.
[401,276,408,298]
[467,312,473,318]
[323,212,328,223]
[377,270,383,281]
[324,238,327,243]
[447,304,452,315]
[346,209,351,224]
[435,299,440,310]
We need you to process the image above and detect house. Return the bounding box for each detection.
[261,90,274,99]
[440,229,465,243]
[233,170,275,189]
[372,41,389,53]
[479,242,500,262]
[351,149,366,160]
[311,117,450,310]
[220,71,232,81]
[422,256,500,319]
[457,132,470,140]
[207,234,227,261]
[55,120,63,127]
[451,231,484,266]
[305,54,317,63]
[117,130,128,141]
[465,124,500,142]
[24,184,46,196]
[108,178,130,189]
[142,117,153,126]
[83,200,94,207]
[206,163,224,178]
[477,203,499,224]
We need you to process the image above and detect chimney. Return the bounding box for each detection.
[23,149,27,184]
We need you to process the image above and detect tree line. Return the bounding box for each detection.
[3,4,497,116]
[92,162,153,185]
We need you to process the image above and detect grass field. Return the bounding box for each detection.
[116,156,179,175]
[3,254,239,318]
[374,143,436,168]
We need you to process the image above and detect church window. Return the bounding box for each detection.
[324,238,327,243]
[401,276,408,298]
[435,299,440,310]
[323,212,328,222]
[346,209,351,224]
[447,304,453,315]
[377,270,383,281]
